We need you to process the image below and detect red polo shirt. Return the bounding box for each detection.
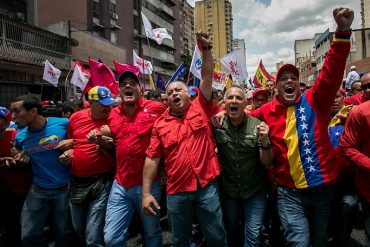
[146,94,220,195]
[344,93,367,105]
[108,98,166,188]
[67,109,115,176]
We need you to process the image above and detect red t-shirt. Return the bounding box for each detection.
[340,100,370,203]
[108,98,166,188]
[146,94,221,195]
[0,129,32,196]
[68,109,115,176]
[344,93,367,105]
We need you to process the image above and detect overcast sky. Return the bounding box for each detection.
[188,0,361,77]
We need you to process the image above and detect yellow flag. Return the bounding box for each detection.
[329,105,353,127]
[148,73,155,90]
[224,76,233,89]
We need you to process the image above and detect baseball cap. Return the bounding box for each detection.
[252,89,269,99]
[276,64,299,83]
[118,65,140,85]
[88,86,117,106]
[350,65,356,70]
[0,106,11,123]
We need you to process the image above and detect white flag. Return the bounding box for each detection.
[190,45,202,80]
[133,50,153,74]
[220,49,248,81]
[141,11,154,38]
[141,12,172,45]
[43,59,61,87]
[152,28,172,45]
[70,65,88,91]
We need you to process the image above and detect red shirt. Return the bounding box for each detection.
[0,129,32,195]
[68,109,115,176]
[108,98,166,188]
[344,93,367,105]
[146,94,220,195]
[340,100,370,203]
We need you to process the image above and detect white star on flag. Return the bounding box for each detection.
[335,132,341,136]
[299,115,306,121]
[305,156,313,163]
[302,132,309,139]
[303,139,310,146]
[301,123,308,130]
[309,165,315,172]
[298,106,305,113]
[304,147,311,154]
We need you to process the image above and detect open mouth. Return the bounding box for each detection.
[124,90,134,96]
[173,97,181,105]
[230,106,238,113]
[285,86,295,95]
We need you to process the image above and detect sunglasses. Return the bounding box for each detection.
[361,83,370,90]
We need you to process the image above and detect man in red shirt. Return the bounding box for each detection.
[103,65,166,247]
[344,72,370,105]
[142,32,226,247]
[340,100,370,246]
[66,86,117,246]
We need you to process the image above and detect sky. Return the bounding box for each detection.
[188,0,361,78]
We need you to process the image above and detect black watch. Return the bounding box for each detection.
[202,45,212,51]
[260,140,271,149]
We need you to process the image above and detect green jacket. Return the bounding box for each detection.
[213,115,266,200]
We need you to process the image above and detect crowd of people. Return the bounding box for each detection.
[0,6,369,247]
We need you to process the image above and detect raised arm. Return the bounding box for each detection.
[197,31,214,101]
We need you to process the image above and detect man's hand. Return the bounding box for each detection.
[87,129,102,144]
[0,157,16,168]
[211,111,226,128]
[196,31,211,48]
[55,139,73,151]
[142,193,160,216]
[333,8,354,31]
[59,149,74,165]
[14,150,30,166]
[257,121,269,144]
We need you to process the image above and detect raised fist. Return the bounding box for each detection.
[333,8,354,31]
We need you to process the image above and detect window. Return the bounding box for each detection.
[93,1,100,19]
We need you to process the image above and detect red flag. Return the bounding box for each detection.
[113,60,140,77]
[82,59,118,97]
[252,60,273,88]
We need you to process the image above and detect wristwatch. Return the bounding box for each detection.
[202,45,212,51]
[260,139,271,149]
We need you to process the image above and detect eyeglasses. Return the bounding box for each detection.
[361,83,370,90]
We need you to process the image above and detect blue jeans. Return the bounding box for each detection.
[223,187,268,247]
[104,180,162,247]
[21,184,72,247]
[362,197,370,247]
[167,180,227,247]
[277,186,333,247]
[70,178,112,247]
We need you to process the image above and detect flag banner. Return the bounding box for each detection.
[152,28,172,45]
[156,74,166,91]
[133,50,153,74]
[73,60,90,78]
[43,59,61,87]
[212,71,228,91]
[113,60,140,77]
[253,59,273,88]
[141,12,172,45]
[148,73,155,90]
[194,77,200,88]
[224,76,233,89]
[220,48,248,82]
[167,63,186,86]
[70,65,88,91]
[82,58,118,96]
[190,45,202,80]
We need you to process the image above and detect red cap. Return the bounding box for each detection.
[276,64,299,83]
[252,89,269,99]
[83,101,90,108]
[118,65,140,85]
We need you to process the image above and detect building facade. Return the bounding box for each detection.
[195,0,233,59]
[233,38,246,64]
[361,0,370,29]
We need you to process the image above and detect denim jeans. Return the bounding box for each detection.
[21,184,72,247]
[70,178,112,247]
[223,186,268,247]
[104,180,162,247]
[277,186,333,247]
[362,197,370,247]
[167,180,227,247]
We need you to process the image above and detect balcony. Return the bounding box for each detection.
[0,18,71,70]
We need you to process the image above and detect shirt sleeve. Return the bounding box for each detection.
[67,115,74,139]
[196,92,216,119]
[145,125,163,159]
[340,107,370,169]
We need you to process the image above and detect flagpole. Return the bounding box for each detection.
[141,47,146,90]
[64,63,74,102]
[186,70,191,86]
